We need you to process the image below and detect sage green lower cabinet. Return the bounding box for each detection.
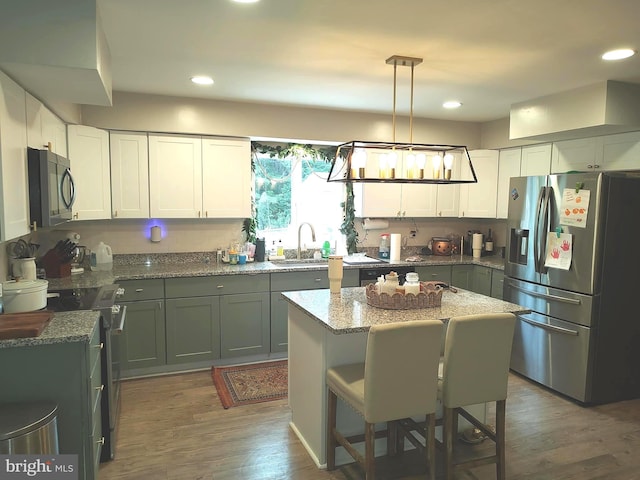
[472,266,492,296]
[414,265,452,284]
[120,299,166,371]
[165,296,221,364]
[220,292,270,358]
[118,279,166,374]
[491,269,505,299]
[0,318,102,480]
[270,269,359,353]
[451,264,474,290]
[165,274,271,361]
[451,264,504,298]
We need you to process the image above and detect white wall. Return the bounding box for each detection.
[81,92,483,146]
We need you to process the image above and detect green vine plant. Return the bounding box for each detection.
[250,141,358,254]
[340,181,359,255]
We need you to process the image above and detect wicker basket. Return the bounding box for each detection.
[365,281,444,310]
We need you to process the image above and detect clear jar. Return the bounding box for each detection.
[382,272,399,295]
[404,272,421,295]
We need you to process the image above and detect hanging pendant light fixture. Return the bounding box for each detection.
[327,55,477,184]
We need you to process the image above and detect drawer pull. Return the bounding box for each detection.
[314,278,322,282]
[217,285,224,289]
[135,288,144,292]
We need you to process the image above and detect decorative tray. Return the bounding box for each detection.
[365,281,444,310]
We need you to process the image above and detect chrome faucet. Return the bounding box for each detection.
[297,222,317,259]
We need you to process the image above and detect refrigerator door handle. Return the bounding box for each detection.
[533,186,546,273]
[519,315,580,336]
[508,281,582,305]
[539,185,552,274]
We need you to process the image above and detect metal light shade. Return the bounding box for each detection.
[327,141,477,184]
[327,55,477,185]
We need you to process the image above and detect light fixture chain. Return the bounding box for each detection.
[410,62,415,144]
[392,60,397,143]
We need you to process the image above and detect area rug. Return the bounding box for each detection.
[212,360,288,409]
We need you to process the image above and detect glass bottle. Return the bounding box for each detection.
[485,229,494,253]
[404,272,421,295]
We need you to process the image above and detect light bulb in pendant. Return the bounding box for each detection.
[388,151,397,179]
[432,154,442,179]
[378,154,388,179]
[416,154,426,179]
[443,153,453,180]
[406,154,415,179]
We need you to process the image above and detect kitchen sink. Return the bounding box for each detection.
[270,259,328,268]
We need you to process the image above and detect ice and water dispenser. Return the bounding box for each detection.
[509,228,529,265]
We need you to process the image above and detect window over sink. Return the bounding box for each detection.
[253,142,345,251]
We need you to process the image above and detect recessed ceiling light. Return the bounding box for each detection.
[191,76,214,85]
[443,101,462,109]
[602,48,636,61]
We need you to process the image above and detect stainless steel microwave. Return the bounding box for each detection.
[27,147,76,227]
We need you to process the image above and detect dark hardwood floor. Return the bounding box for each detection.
[98,370,640,480]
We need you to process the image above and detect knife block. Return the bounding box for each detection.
[40,250,72,278]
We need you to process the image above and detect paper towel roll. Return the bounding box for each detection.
[362,218,390,230]
[390,233,402,261]
[472,233,484,249]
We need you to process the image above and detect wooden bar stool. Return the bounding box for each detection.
[326,320,443,480]
[438,313,516,480]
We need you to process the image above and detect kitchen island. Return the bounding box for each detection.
[0,311,102,480]
[281,286,529,468]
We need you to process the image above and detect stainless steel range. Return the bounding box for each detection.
[47,284,126,461]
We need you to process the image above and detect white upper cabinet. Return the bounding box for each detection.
[496,147,522,219]
[551,137,600,173]
[600,131,640,170]
[0,71,30,241]
[149,134,203,218]
[353,149,438,218]
[434,151,462,217]
[110,131,149,218]
[551,132,640,173]
[25,93,67,157]
[458,149,499,218]
[202,137,251,218]
[67,124,111,220]
[520,143,551,176]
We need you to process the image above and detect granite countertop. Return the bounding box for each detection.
[0,310,100,348]
[45,253,505,291]
[281,286,529,334]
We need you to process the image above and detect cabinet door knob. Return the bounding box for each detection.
[97,437,105,445]
[96,384,104,392]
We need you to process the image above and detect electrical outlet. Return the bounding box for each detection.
[409,230,417,238]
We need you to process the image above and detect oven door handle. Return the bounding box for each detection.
[113,305,126,334]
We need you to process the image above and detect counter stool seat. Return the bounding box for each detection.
[326,320,443,480]
[438,313,516,480]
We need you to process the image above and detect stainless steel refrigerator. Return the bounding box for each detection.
[504,170,640,404]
